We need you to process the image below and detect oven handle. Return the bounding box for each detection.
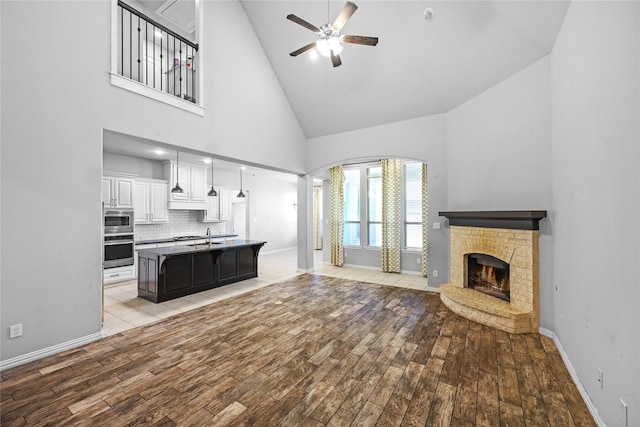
[104,240,134,246]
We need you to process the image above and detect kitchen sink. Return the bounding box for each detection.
[188,242,223,247]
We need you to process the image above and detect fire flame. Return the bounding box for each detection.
[480,265,497,285]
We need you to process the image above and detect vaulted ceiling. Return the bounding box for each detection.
[108,1,570,175]
[240,0,570,138]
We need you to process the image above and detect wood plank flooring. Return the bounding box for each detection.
[1,274,595,426]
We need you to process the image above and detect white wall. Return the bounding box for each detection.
[446,56,552,211]
[103,152,164,179]
[551,2,640,425]
[307,114,449,284]
[241,172,298,252]
[0,0,305,362]
[445,56,554,329]
[100,1,307,173]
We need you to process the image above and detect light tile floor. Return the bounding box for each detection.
[102,249,433,336]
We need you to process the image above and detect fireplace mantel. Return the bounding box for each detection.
[439,210,547,230]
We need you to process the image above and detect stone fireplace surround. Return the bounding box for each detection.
[438,211,547,334]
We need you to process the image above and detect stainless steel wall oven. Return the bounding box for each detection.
[104,208,134,269]
[104,234,134,269]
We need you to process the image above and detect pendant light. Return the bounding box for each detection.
[237,167,246,198]
[171,150,184,193]
[207,157,217,197]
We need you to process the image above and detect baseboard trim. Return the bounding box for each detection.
[340,262,422,276]
[261,246,297,255]
[0,332,104,371]
[538,327,606,427]
[425,286,441,294]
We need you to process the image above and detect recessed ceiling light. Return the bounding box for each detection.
[154,149,164,155]
[202,159,211,164]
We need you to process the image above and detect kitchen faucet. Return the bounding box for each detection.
[206,227,211,244]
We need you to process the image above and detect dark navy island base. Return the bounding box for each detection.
[137,239,266,303]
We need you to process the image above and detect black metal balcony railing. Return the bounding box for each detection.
[117,1,198,103]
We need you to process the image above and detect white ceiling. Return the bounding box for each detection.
[131,0,196,41]
[105,1,570,178]
[240,0,570,138]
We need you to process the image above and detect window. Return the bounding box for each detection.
[343,168,361,246]
[341,161,425,249]
[367,166,382,246]
[404,162,422,248]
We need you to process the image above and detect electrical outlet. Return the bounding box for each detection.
[597,368,604,389]
[9,324,22,339]
[432,270,438,278]
[433,222,441,230]
[416,258,421,265]
[344,253,348,258]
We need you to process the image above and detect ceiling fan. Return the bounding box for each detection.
[287,1,379,67]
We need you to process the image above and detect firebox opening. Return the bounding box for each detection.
[467,253,510,302]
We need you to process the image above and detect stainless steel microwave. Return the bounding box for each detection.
[104,209,134,234]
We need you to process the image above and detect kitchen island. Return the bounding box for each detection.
[137,240,266,303]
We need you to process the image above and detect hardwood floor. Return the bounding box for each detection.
[1,274,595,426]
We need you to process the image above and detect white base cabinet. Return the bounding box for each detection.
[103,265,135,284]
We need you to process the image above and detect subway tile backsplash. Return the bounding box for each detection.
[135,210,228,241]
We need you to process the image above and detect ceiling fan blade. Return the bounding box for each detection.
[286,14,321,33]
[290,42,317,57]
[342,35,379,46]
[332,2,358,32]
[331,52,342,67]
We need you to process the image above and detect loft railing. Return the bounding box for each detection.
[117,1,198,103]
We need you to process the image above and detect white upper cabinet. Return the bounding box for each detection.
[150,182,169,222]
[134,179,169,224]
[203,194,220,222]
[189,166,207,202]
[164,161,207,209]
[134,181,149,223]
[103,173,135,209]
[219,189,231,221]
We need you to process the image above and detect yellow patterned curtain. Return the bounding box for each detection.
[421,163,429,277]
[381,159,402,273]
[313,187,323,250]
[329,166,344,266]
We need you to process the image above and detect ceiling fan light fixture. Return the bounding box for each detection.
[287,2,378,67]
[316,33,342,57]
